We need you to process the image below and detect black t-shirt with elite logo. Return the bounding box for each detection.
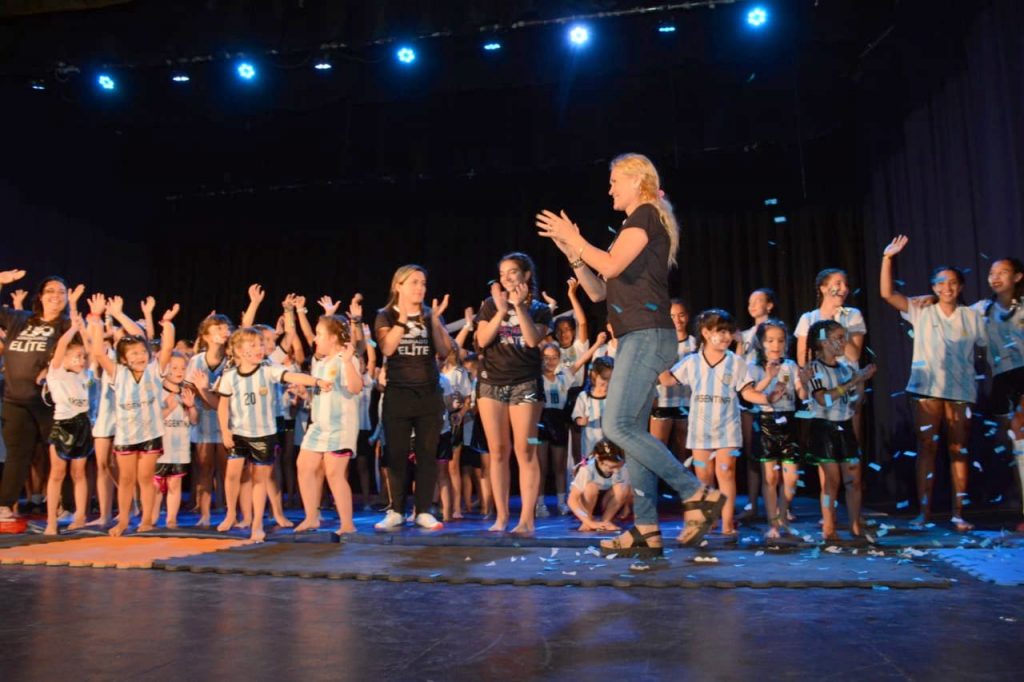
[0,307,70,405]
[605,203,674,337]
[374,307,440,388]
[477,297,553,386]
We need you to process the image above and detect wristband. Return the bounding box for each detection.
[351,316,362,323]
[569,257,584,269]
[297,307,308,314]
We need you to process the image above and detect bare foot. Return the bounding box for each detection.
[137,523,154,533]
[238,518,252,530]
[250,527,266,543]
[195,516,211,529]
[86,516,111,528]
[909,513,928,528]
[336,525,357,535]
[67,516,87,531]
[293,518,320,533]
[510,523,534,535]
[217,517,236,533]
[452,511,464,520]
[274,515,295,528]
[764,526,781,540]
[166,521,178,529]
[43,523,58,536]
[487,518,508,532]
[109,522,129,537]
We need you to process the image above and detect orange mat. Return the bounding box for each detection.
[0,536,250,569]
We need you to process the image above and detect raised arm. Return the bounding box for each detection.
[454,307,474,351]
[51,317,84,369]
[880,235,911,313]
[294,295,315,347]
[536,211,608,302]
[566,278,589,342]
[107,296,145,338]
[158,304,179,370]
[87,294,116,376]
[429,295,454,359]
[140,296,156,340]
[570,331,608,376]
[241,284,265,328]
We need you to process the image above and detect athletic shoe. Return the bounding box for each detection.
[415,512,443,530]
[535,501,550,518]
[374,510,405,530]
[557,501,570,516]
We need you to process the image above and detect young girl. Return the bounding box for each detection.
[152,351,198,529]
[746,319,807,539]
[215,326,330,542]
[568,439,632,532]
[539,340,601,517]
[737,288,776,522]
[440,345,471,519]
[474,252,551,534]
[652,299,697,466]
[971,257,1024,529]
[43,317,91,535]
[669,309,784,537]
[800,320,876,541]
[880,235,986,531]
[572,354,614,464]
[293,315,363,535]
[186,313,232,528]
[87,293,178,537]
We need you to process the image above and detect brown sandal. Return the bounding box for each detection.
[600,526,663,558]
[678,488,727,547]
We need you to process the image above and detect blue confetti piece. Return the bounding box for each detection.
[926,473,933,480]
[818,328,827,340]
[920,424,932,432]
[994,446,1007,454]
[896,500,909,509]
[972,461,983,471]
[911,361,927,368]
[693,459,706,468]
[611,304,623,313]
[991,495,1003,504]
[644,302,658,311]
[932,434,940,442]
[907,329,915,338]
[904,450,917,458]
[895,279,906,287]
[984,420,998,427]
[527,438,543,445]
[868,462,882,472]
[921,495,928,505]
[368,339,378,348]
[893,451,901,459]
[730,449,742,457]
[767,240,777,247]
[607,225,617,234]
[890,391,905,398]
[823,494,831,507]
[980,252,989,260]
[824,393,833,408]
[962,267,971,274]
[796,480,806,488]
[872,585,890,591]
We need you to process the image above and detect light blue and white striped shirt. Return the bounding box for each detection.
[672,350,751,450]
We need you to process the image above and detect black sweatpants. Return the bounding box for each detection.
[1,400,55,508]
[382,385,443,516]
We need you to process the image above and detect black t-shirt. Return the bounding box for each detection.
[0,307,70,405]
[605,203,673,337]
[374,307,440,388]
[477,297,552,386]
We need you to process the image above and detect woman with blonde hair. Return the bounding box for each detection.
[537,153,725,558]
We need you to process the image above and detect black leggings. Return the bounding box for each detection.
[1,400,54,508]
[382,385,444,515]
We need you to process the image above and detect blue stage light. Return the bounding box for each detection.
[568,25,590,46]
[774,216,787,224]
[658,25,676,33]
[97,74,115,91]
[396,47,416,64]
[30,81,45,91]
[237,62,256,80]
[171,74,190,83]
[314,62,332,70]
[747,6,768,28]
[483,42,501,51]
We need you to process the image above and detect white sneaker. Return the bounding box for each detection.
[374,510,405,530]
[535,501,550,518]
[415,512,443,530]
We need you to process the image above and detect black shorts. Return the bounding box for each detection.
[538,408,569,447]
[469,418,489,454]
[806,419,859,464]
[651,406,687,421]
[228,434,277,465]
[989,366,1024,417]
[49,412,92,460]
[758,411,800,463]
[154,462,188,479]
[114,437,163,456]
[478,378,544,405]
[437,431,453,461]
[461,445,482,468]
[276,416,296,433]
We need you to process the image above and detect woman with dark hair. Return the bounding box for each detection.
[475,252,551,533]
[880,235,987,531]
[0,270,83,520]
[537,153,726,558]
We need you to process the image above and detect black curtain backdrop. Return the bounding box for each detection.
[859,0,1024,506]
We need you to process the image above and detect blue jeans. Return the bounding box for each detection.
[603,327,701,525]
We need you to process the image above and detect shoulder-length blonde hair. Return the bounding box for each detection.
[610,153,680,268]
[385,264,428,309]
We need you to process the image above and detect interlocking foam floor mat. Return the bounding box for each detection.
[0,536,251,569]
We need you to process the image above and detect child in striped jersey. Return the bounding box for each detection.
[185,313,232,528]
[293,314,363,535]
[43,317,91,535]
[746,319,807,539]
[87,293,179,537]
[151,352,198,529]
[736,289,776,523]
[652,299,697,467]
[216,327,330,542]
[800,320,876,541]
[669,309,786,536]
[568,439,632,532]
[880,235,986,531]
[573,353,614,466]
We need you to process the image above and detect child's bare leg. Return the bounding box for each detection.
[110,454,138,536]
[781,463,799,525]
[819,463,840,539]
[69,458,89,530]
[325,454,355,533]
[510,401,542,534]
[249,463,271,542]
[762,460,781,537]
[137,453,159,532]
[266,473,293,528]
[294,449,324,532]
[217,457,244,532]
[712,449,738,533]
[912,398,943,523]
[448,446,463,517]
[194,442,217,526]
[479,455,493,516]
[45,448,67,535]
[600,484,629,527]
[573,484,599,530]
[843,461,863,536]
[436,461,452,522]
[551,445,568,509]
[92,437,114,525]
[166,477,182,528]
[238,464,253,528]
[478,399,511,530]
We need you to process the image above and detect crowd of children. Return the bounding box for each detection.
[0,240,1021,543]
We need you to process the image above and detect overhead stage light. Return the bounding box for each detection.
[97,74,116,90]
[171,73,190,83]
[747,6,768,28]
[568,25,590,47]
[483,42,501,51]
[314,61,332,70]
[237,62,256,80]
[396,47,416,64]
